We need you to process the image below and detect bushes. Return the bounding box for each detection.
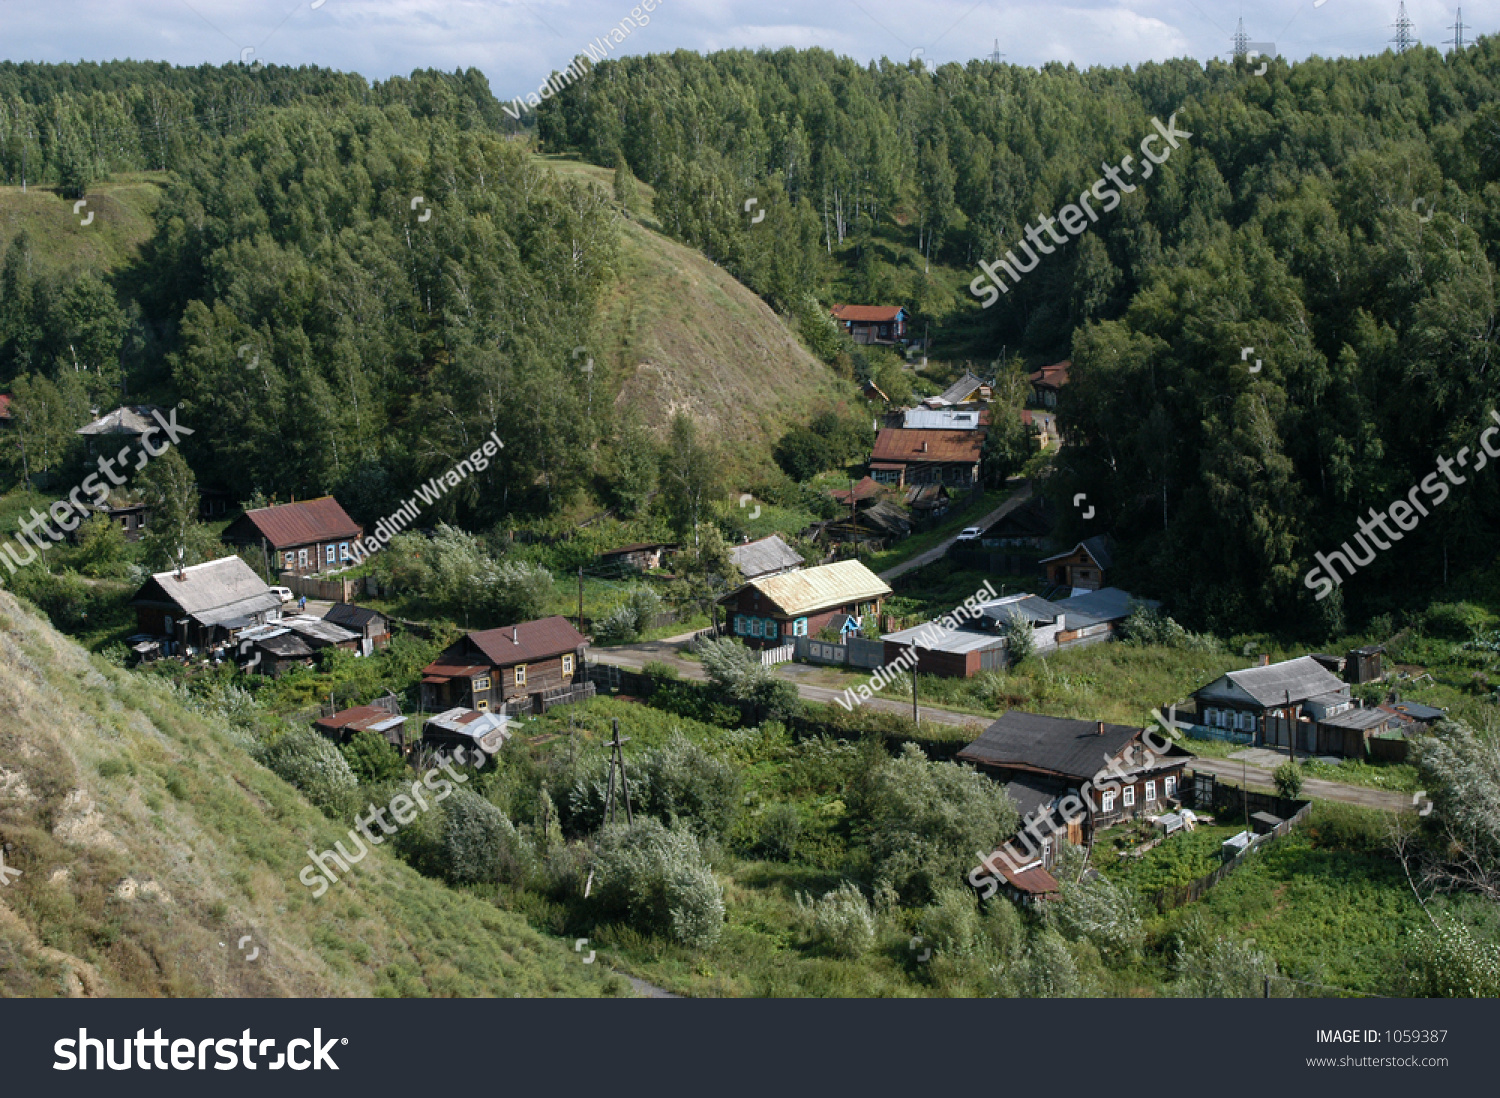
[1173,936,1279,997]
[851,744,1019,901]
[804,882,877,958]
[593,586,664,645]
[1423,601,1488,640]
[1048,876,1144,961]
[1273,759,1304,799]
[443,788,534,885]
[1408,919,1500,997]
[592,819,724,948]
[569,732,740,840]
[1120,606,1222,651]
[340,731,408,784]
[255,727,360,817]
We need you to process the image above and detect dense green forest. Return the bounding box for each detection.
[539,42,1500,631]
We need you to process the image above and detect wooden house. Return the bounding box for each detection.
[1041,536,1113,591]
[959,711,1190,846]
[980,495,1055,549]
[830,304,907,345]
[422,708,516,757]
[728,534,804,581]
[222,497,364,578]
[923,371,991,407]
[130,556,284,655]
[719,559,890,648]
[0,394,12,428]
[597,542,674,573]
[1028,360,1070,408]
[420,616,589,713]
[314,697,408,751]
[870,428,984,488]
[74,405,163,455]
[323,603,392,653]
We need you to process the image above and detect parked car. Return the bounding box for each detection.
[268,586,295,605]
[956,527,984,542]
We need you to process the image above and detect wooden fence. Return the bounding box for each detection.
[1141,795,1312,914]
[760,643,795,667]
[795,635,886,670]
[280,572,363,602]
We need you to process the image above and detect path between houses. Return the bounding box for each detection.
[589,644,1413,812]
[877,480,1033,583]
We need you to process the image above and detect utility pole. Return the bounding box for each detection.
[1444,8,1468,50]
[603,719,634,825]
[577,566,584,633]
[1390,2,1416,53]
[1232,18,1251,58]
[910,647,920,727]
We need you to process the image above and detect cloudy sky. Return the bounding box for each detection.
[2,0,1492,102]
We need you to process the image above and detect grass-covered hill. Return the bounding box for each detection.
[0,590,614,997]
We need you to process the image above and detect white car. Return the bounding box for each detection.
[268,586,295,604]
[955,527,984,542]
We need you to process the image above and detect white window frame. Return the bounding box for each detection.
[472,676,491,692]
[298,548,309,568]
[1123,786,1136,808]
[735,616,748,636]
[1164,776,1176,798]
[1100,790,1116,813]
[1145,780,1157,802]
[562,654,574,675]
[326,544,336,565]
[750,618,763,638]
[340,542,350,560]
[793,617,808,637]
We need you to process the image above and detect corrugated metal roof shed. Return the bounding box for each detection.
[830,304,904,322]
[744,559,891,617]
[902,407,984,430]
[1202,656,1347,708]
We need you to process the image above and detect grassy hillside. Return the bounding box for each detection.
[0,172,164,272]
[540,154,859,466]
[0,589,618,997]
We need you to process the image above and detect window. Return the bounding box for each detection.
[793,618,808,637]
[285,552,296,568]
[298,549,309,568]
[1100,790,1116,813]
[562,654,574,675]
[1164,776,1176,798]
[1123,786,1136,808]
[734,616,748,636]
[1145,780,1157,802]
[766,619,781,638]
[326,545,336,565]
[476,700,488,711]
[340,542,350,560]
[1240,712,1256,732]
[514,664,527,687]
[750,618,763,638]
[472,677,491,692]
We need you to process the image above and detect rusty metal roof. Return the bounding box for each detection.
[871,428,983,464]
[315,706,408,735]
[831,304,904,322]
[1029,360,1071,389]
[228,497,362,549]
[424,616,588,674]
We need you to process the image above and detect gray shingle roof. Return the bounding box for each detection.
[131,556,282,625]
[728,534,804,580]
[1052,587,1156,625]
[958,711,1144,781]
[1199,656,1347,708]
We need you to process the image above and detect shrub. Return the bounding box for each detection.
[1273,759,1304,800]
[592,819,724,948]
[915,887,983,959]
[443,788,534,885]
[1174,937,1279,997]
[1003,928,1085,997]
[340,731,408,784]
[851,744,1020,902]
[594,603,643,645]
[1423,602,1487,640]
[805,882,876,958]
[638,732,741,839]
[754,802,804,861]
[1120,606,1221,651]
[255,727,360,817]
[1408,919,1500,997]
[1048,876,1144,961]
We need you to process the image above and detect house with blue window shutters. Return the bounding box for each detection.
[717,559,891,649]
